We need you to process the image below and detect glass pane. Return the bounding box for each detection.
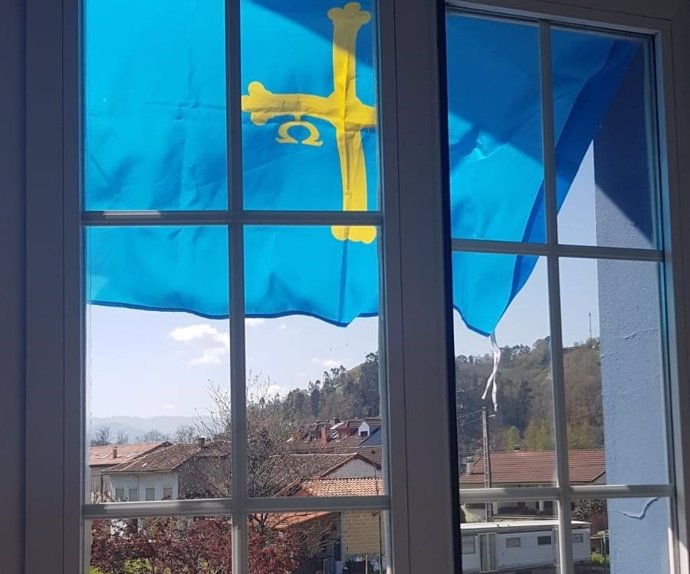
[553,29,659,249]
[88,516,232,572]
[446,15,544,242]
[571,497,672,574]
[455,256,556,491]
[249,512,388,573]
[86,226,231,502]
[84,0,228,211]
[244,226,382,497]
[241,0,380,217]
[244,226,379,328]
[460,512,561,572]
[560,258,668,484]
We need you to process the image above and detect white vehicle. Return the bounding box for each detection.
[460,520,591,573]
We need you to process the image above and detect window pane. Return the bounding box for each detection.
[249,512,388,573]
[446,14,544,243]
[571,497,672,574]
[553,30,659,249]
[244,226,379,331]
[241,0,380,215]
[460,515,561,572]
[456,256,556,494]
[560,258,668,484]
[84,0,228,211]
[244,226,383,497]
[86,226,231,503]
[88,516,232,572]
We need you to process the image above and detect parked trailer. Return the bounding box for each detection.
[461,520,591,573]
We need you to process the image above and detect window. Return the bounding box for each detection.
[115,488,125,502]
[572,533,584,544]
[506,537,521,548]
[462,535,476,554]
[450,10,676,574]
[163,487,173,500]
[14,1,690,574]
[81,0,390,572]
[127,488,138,502]
[538,535,552,546]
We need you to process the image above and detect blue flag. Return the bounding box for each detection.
[85,1,639,333]
[446,17,641,335]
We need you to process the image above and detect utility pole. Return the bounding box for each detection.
[588,312,593,342]
[482,406,493,521]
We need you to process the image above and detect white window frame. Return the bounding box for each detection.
[13,1,690,574]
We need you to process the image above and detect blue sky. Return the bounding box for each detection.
[88,145,600,419]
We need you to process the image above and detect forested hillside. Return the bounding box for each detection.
[99,340,602,452]
[456,338,603,458]
[276,337,602,458]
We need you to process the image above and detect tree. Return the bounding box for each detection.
[90,516,305,574]
[115,432,129,445]
[135,429,169,443]
[92,426,112,446]
[173,425,197,444]
[308,381,321,418]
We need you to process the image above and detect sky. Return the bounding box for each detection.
[88,146,604,419]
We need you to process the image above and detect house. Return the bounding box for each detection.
[460,449,605,519]
[331,417,382,440]
[89,442,170,502]
[102,439,230,501]
[287,477,386,574]
[275,452,382,495]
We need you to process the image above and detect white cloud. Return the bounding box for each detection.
[163,403,177,410]
[311,357,344,369]
[266,384,282,397]
[170,323,230,366]
[170,324,229,349]
[245,318,266,328]
[191,347,228,365]
[278,322,288,330]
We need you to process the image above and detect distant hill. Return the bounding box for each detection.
[90,415,204,442]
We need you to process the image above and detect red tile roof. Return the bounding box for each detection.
[105,441,228,473]
[89,442,170,468]
[460,449,605,486]
[293,435,370,453]
[299,476,384,497]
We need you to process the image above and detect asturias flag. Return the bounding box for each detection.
[85,0,639,334]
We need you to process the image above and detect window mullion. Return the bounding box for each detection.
[539,20,574,574]
[378,0,460,572]
[226,0,249,570]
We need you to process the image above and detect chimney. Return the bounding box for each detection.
[320,425,329,446]
[197,437,206,448]
[112,446,118,459]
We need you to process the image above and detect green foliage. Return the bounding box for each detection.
[280,353,381,423]
[591,551,610,565]
[456,339,603,457]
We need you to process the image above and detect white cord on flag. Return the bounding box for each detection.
[482,331,501,411]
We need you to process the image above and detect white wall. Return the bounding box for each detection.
[105,473,179,501]
[594,50,670,574]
